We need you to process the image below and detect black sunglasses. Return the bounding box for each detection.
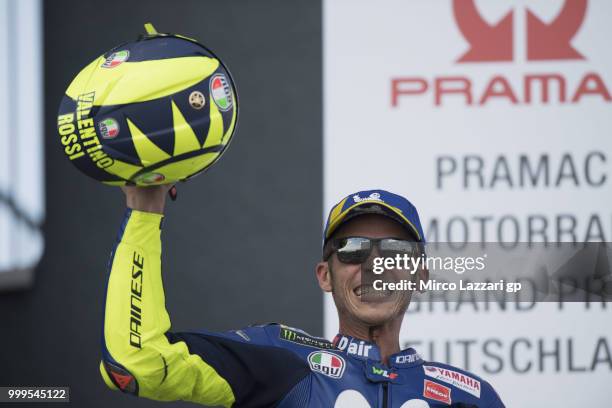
[325,236,419,264]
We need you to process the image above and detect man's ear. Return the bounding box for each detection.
[316,261,333,292]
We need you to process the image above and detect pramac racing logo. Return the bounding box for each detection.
[391,0,612,107]
[454,0,586,62]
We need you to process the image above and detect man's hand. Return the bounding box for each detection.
[121,185,174,214]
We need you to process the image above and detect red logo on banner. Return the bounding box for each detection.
[453,0,587,62]
[390,0,612,107]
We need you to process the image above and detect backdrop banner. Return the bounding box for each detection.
[0,0,44,290]
[324,0,612,406]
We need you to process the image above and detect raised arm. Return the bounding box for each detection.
[99,186,234,407]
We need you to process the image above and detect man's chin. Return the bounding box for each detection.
[351,302,399,325]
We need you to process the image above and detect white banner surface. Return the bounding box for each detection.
[324,1,612,406]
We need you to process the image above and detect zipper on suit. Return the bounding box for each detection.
[382,382,388,408]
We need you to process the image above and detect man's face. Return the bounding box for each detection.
[318,214,417,327]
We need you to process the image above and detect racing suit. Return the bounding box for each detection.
[100,209,505,407]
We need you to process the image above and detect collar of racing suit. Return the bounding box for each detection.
[332,333,423,368]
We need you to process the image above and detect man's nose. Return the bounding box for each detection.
[362,244,381,273]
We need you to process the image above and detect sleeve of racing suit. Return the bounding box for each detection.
[99,209,309,407]
[484,380,506,408]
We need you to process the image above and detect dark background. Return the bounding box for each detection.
[0,0,323,406]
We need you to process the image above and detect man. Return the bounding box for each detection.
[100,186,505,407]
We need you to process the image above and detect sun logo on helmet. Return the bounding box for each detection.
[189,91,206,110]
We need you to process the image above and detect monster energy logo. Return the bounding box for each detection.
[280,327,334,349]
[282,329,297,341]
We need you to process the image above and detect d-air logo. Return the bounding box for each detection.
[210,74,233,111]
[453,0,587,62]
[423,365,481,398]
[308,351,346,379]
[98,118,120,139]
[423,380,452,405]
[101,50,130,68]
[335,336,373,358]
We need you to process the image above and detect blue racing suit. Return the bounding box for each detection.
[100,209,505,407]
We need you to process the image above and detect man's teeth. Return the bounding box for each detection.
[354,285,389,296]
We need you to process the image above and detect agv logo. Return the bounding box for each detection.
[308,351,346,379]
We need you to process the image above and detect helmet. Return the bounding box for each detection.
[57,23,238,186]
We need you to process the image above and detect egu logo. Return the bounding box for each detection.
[453,0,587,62]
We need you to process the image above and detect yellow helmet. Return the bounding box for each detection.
[57,24,238,186]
